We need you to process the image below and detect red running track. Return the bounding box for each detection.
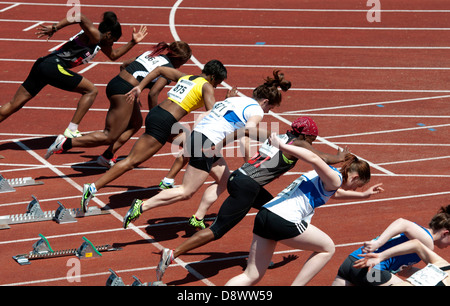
[0,0,449,288]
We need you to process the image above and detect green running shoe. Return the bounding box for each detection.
[188,215,206,230]
[123,199,143,229]
[159,180,174,189]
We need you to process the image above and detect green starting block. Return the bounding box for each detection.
[13,234,121,265]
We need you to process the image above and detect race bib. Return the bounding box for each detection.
[407,264,448,286]
[167,78,196,103]
[211,99,234,117]
[135,52,169,73]
[259,134,289,159]
[278,175,306,198]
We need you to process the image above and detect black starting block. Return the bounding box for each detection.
[106,269,166,286]
[0,195,110,229]
[13,234,122,265]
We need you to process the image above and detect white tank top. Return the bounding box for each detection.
[194,96,264,144]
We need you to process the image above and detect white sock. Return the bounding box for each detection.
[89,183,97,194]
[162,177,175,184]
[67,122,78,132]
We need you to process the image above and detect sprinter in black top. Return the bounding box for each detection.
[0,12,147,138]
[45,42,192,168]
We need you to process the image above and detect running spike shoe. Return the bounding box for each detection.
[44,134,66,159]
[123,199,143,229]
[188,215,206,230]
[156,248,174,281]
[81,183,96,213]
[64,128,82,138]
[158,180,174,189]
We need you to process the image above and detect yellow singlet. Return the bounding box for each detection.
[167,75,208,113]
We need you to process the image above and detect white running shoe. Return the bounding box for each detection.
[156,248,174,281]
[44,135,66,159]
[81,183,96,213]
[64,128,82,138]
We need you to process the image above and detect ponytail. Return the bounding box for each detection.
[150,41,192,67]
[98,11,122,39]
[340,153,371,184]
[253,69,292,106]
[429,205,450,232]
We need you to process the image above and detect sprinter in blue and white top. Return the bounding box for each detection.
[123,70,292,230]
[226,133,384,286]
[264,167,342,226]
[333,205,450,286]
[194,96,264,146]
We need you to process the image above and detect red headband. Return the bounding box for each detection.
[291,117,318,136]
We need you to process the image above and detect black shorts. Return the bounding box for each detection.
[253,207,308,241]
[209,170,273,240]
[144,105,179,145]
[187,131,221,173]
[22,54,83,97]
[106,75,134,99]
[337,255,393,286]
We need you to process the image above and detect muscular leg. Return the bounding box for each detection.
[140,164,210,211]
[280,224,335,286]
[71,94,137,148]
[69,77,98,125]
[0,85,34,122]
[173,228,215,258]
[193,158,231,220]
[108,99,143,154]
[93,133,164,190]
[225,234,277,286]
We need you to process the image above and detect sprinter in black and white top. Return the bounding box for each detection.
[122,70,292,229]
[44,41,192,167]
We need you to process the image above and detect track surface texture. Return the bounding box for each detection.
[0,0,449,290]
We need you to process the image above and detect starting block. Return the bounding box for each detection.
[106,269,167,286]
[0,174,43,193]
[0,195,110,229]
[13,234,122,265]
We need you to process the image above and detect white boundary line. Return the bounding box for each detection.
[0,1,449,13]
[1,37,450,50]
[5,57,450,71]
[3,16,450,31]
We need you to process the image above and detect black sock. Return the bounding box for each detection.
[102,149,114,159]
[62,138,72,151]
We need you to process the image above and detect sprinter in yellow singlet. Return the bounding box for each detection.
[80,60,228,212]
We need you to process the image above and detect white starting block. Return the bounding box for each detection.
[0,195,110,230]
[106,269,167,286]
[0,174,43,193]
